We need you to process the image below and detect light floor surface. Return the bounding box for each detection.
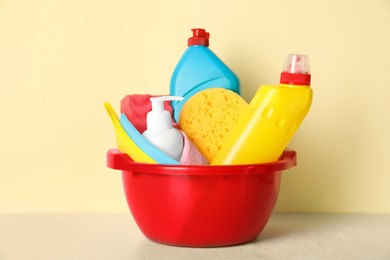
[0,213,389,260]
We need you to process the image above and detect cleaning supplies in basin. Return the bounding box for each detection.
[170,28,240,122]
[212,54,313,165]
[142,96,184,161]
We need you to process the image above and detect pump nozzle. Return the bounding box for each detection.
[147,96,183,131]
[150,96,183,112]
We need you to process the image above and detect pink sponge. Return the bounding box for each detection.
[121,94,174,134]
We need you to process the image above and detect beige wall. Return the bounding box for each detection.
[1,0,389,213]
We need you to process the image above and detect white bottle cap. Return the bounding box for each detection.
[147,96,183,131]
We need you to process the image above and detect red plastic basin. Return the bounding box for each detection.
[106,149,297,247]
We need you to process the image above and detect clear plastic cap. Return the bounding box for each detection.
[283,54,310,74]
[280,54,311,86]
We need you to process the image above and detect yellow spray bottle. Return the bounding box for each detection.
[212,54,313,165]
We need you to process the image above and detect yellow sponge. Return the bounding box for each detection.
[179,88,248,163]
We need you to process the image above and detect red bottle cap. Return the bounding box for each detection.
[280,54,311,86]
[188,28,210,47]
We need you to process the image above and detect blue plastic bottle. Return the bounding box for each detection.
[170,28,240,121]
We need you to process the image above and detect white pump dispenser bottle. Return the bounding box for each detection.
[142,96,184,161]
